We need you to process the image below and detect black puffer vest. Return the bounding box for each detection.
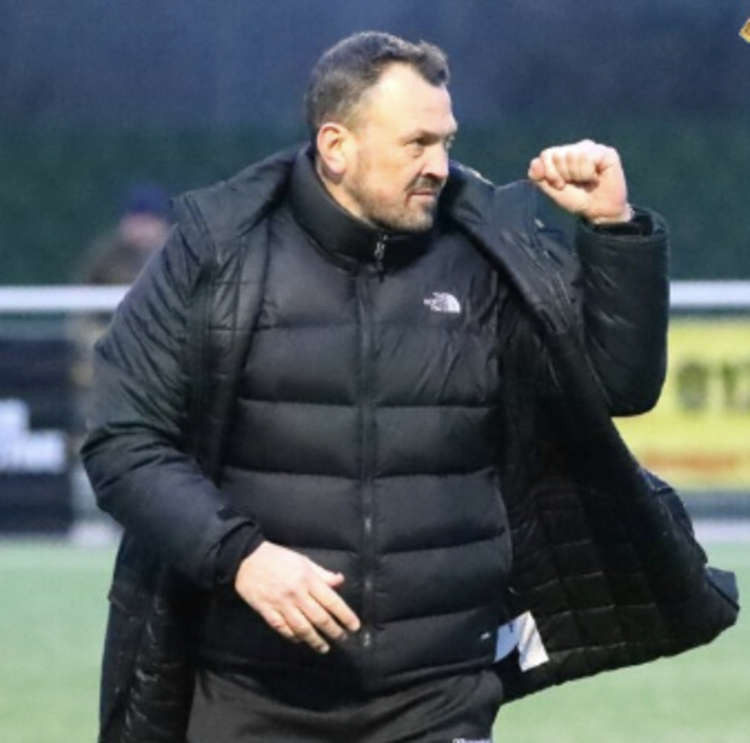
[193,152,514,691]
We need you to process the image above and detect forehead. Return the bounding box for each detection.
[358,63,456,135]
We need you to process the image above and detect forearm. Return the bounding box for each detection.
[576,208,669,414]
[80,222,262,588]
[83,426,261,589]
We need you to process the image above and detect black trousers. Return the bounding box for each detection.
[186,666,503,743]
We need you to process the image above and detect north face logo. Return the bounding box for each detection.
[423,292,461,314]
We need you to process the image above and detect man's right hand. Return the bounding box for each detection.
[234,540,361,654]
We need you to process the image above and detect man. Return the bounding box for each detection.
[78,183,173,286]
[82,32,737,743]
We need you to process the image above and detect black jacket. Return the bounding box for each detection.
[190,150,516,687]
[82,148,739,742]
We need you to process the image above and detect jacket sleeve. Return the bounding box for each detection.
[536,206,669,416]
[80,225,262,590]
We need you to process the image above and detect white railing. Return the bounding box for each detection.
[0,286,128,313]
[1,281,749,313]
[669,281,750,310]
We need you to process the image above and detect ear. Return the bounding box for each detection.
[316,121,353,179]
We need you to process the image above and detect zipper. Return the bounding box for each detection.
[355,268,376,654]
[374,234,387,281]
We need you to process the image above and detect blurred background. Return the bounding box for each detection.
[1,2,748,741]
[2,0,750,283]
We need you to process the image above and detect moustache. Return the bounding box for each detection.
[410,177,444,195]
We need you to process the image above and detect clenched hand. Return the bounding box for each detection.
[527,139,632,224]
[234,540,361,654]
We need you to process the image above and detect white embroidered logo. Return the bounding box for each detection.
[423,292,461,314]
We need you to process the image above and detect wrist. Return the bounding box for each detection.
[588,203,634,225]
[581,205,654,237]
[216,527,265,587]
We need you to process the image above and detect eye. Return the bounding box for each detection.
[408,139,426,156]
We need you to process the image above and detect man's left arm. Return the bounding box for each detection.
[529,139,669,415]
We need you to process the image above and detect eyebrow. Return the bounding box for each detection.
[400,126,459,143]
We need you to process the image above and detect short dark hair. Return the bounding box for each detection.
[305,31,450,140]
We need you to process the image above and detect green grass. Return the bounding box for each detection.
[0,543,114,743]
[0,542,747,742]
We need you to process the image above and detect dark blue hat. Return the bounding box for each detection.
[121,183,170,218]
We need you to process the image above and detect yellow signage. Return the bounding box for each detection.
[615,318,750,489]
[740,18,750,43]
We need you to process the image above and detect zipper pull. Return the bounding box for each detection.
[374,236,386,281]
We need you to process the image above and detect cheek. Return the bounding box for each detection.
[358,150,418,204]
[386,164,420,199]
[369,168,405,201]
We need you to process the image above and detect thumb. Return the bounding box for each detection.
[530,176,564,202]
[527,157,544,181]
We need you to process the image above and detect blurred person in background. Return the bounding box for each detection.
[68,184,171,532]
[81,31,737,743]
[70,182,171,394]
[82,183,172,285]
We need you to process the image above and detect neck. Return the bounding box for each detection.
[314,156,375,228]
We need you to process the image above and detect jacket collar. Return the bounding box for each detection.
[288,147,431,272]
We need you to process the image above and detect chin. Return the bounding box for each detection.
[406,218,435,234]
[406,211,437,233]
[380,208,436,234]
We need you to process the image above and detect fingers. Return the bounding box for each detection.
[309,581,361,634]
[530,176,564,203]
[528,139,613,189]
[272,582,360,654]
[261,607,299,643]
[234,542,361,654]
[284,605,332,654]
[259,590,338,653]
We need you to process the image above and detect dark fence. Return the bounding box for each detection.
[3,114,749,286]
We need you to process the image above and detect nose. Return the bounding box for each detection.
[424,144,450,183]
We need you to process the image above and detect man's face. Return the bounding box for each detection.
[341,63,458,233]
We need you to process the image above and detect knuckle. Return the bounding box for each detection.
[306,606,327,625]
[322,594,342,613]
[298,625,315,640]
[320,617,340,635]
[290,581,309,599]
[280,591,298,607]
[286,614,305,632]
[298,629,317,646]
